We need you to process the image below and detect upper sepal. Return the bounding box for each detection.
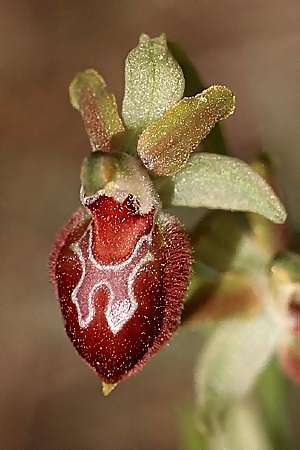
[122,33,185,134]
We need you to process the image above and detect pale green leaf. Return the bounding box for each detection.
[172,153,287,223]
[196,399,272,450]
[192,398,272,450]
[195,310,283,417]
[137,86,235,176]
[122,33,185,133]
[180,410,207,450]
[223,399,273,450]
[257,359,293,450]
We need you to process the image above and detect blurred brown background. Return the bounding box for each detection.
[1,1,300,449]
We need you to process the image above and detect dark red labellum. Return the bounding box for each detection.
[50,194,191,384]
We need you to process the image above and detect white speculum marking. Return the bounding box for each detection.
[71,225,153,334]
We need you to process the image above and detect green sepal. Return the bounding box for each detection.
[171,153,287,223]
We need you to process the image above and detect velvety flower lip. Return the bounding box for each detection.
[84,193,155,264]
[50,207,90,297]
[50,193,191,384]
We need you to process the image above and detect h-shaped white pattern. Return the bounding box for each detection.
[71,224,153,334]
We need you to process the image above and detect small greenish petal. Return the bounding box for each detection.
[137,86,235,176]
[195,310,283,417]
[70,69,124,151]
[172,153,287,223]
[122,33,185,133]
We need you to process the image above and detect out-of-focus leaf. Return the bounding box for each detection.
[191,210,270,276]
[172,153,287,223]
[192,211,249,272]
[183,211,267,324]
[122,33,185,134]
[257,359,293,450]
[193,398,272,450]
[183,271,261,325]
[70,69,124,151]
[137,86,235,176]
[195,310,283,417]
[180,410,207,450]
[168,41,228,155]
[223,398,273,450]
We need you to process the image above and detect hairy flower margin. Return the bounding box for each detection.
[50,33,288,395]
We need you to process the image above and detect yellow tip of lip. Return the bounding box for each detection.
[102,382,117,397]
